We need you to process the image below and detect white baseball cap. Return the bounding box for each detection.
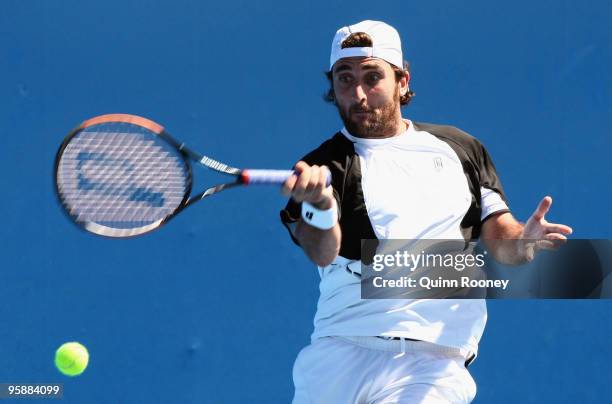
[329,20,403,70]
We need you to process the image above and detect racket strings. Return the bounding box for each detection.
[57,122,190,231]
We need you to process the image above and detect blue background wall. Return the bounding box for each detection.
[1,1,611,402]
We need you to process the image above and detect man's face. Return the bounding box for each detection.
[332,57,407,138]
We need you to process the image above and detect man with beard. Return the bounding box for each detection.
[280,20,572,403]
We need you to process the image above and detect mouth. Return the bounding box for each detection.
[351,110,372,117]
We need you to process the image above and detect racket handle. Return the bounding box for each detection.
[241,169,332,186]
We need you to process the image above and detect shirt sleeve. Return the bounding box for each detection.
[474,141,510,222]
[480,186,509,221]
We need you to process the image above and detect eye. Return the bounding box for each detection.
[337,74,353,84]
[365,72,382,86]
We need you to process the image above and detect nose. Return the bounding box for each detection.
[351,83,367,103]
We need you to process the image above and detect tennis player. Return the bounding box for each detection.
[280,20,572,403]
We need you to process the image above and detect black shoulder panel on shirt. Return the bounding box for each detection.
[279,133,377,260]
[412,122,509,240]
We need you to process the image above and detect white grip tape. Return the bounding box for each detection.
[301,200,338,230]
[242,169,332,186]
[243,169,294,184]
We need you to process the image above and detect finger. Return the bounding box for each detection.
[525,244,535,262]
[309,165,321,189]
[319,167,330,193]
[532,196,552,221]
[522,241,536,262]
[544,233,568,242]
[538,240,566,251]
[535,233,568,251]
[535,239,556,251]
[307,166,332,205]
[293,161,310,174]
[303,165,320,198]
[544,233,568,250]
[543,223,573,235]
[284,160,309,199]
[293,165,312,201]
[281,173,298,197]
[321,165,331,187]
[309,170,331,205]
[546,240,567,250]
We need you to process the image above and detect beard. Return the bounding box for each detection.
[337,87,402,138]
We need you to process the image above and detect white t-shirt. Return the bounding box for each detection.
[310,121,509,355]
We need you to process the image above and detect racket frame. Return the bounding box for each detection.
[54,114,244,237]
[55,113,320,237]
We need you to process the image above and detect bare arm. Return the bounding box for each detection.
[481,196,573,265]
[294,218,341,267]
[282,161,341,267]
[481,212,526,265]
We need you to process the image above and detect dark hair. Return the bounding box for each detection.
[324,32,415,106]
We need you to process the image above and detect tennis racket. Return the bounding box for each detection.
[54,113,330,237]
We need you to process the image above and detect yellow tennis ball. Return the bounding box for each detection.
[55,342,89,376]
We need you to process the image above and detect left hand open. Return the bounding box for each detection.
[519,196,573,261]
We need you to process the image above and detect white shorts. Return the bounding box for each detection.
[292,337,477,404]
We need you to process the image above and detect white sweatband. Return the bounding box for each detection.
[301,200,338,230]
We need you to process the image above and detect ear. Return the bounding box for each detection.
[399,70,410,96]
